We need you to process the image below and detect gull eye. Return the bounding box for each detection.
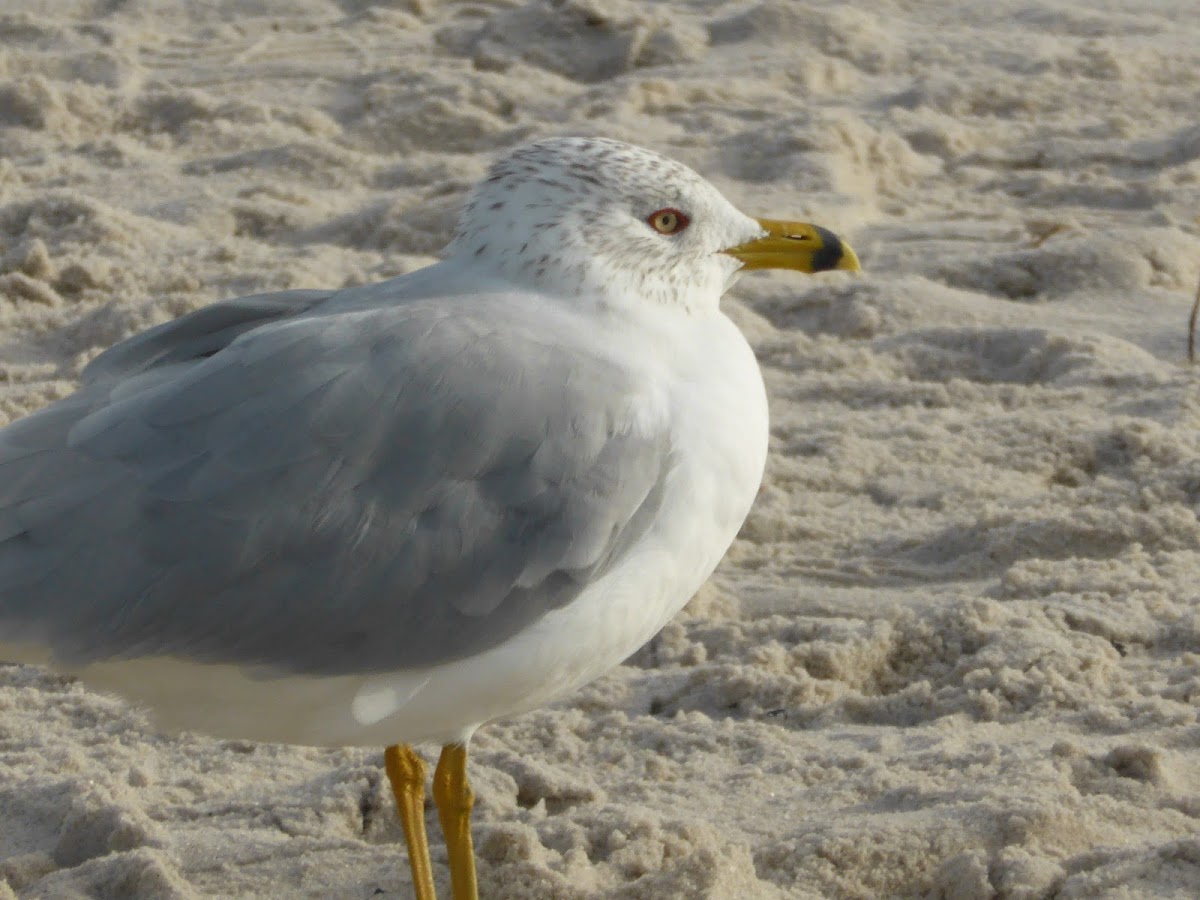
[647,208,689,235]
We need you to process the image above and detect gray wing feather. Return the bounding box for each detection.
[82,289,333,385]
[0,295,672,675]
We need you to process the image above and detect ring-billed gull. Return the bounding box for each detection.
[0,137,858,898]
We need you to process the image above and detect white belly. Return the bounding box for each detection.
[68,313,769,748]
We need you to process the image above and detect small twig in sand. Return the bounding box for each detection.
[1030,223,1071,248]
[1189,269,1200,363]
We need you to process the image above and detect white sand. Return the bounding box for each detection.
[2,1,1200,897]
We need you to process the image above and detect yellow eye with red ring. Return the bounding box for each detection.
[647,208,689,235]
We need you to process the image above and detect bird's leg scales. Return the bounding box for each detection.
[384,744,436,900]
[433,743,479,900]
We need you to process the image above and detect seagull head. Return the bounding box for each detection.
[446,136,859,312]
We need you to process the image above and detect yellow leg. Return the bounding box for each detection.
[384,744,436,900]
[433,744,479,900]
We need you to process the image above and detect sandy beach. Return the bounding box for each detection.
[2,1,1200,897]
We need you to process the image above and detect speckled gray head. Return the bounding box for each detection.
[446,137,771,311]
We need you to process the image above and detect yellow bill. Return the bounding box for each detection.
[724,218,860,274]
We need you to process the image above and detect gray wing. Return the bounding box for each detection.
[0,296,672,675]
[82,289,334,385]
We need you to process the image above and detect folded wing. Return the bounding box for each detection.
[0,295,672,675]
